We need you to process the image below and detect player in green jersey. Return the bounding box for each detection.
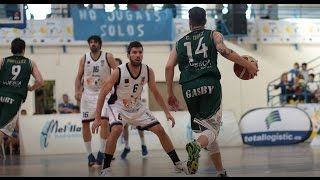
[0,38,44,147]
[165,7,259,176]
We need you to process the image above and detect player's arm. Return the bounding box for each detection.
[165,44,178,97]
[148,67,176,127]
[165,44,179,111]
[212,31,258,77]
[95,68,119,121]
[0,58,3,70]
[107,53,118,70]
[74,56,85,102]
[28,60,44,91]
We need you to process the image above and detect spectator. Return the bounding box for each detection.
[162,4,177,18]
[72,105,80,113]
[300,62,309,82]
[288,62,300,84]
[306,73,319,103]
[291,73,305,104]
[20,109,27,116]
[274,72,293,106]
[58,94,74,114]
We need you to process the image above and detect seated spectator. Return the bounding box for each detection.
[306,73,319,103]
[72,105,80,113]
[274,72,293,106]
[291,73,305,104]
[58,94,74,114]
[20,109,27,116]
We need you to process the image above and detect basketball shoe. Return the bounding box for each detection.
[100,167,112,177]
[88,153,96,166]
[96,151,104,165]
[120,147,131,159]
[141,145,148,156]
[186,139,201,174]
[174,161,190,174]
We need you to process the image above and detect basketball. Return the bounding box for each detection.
[233,55,258,80]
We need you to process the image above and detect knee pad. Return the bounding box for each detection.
[201,129,217,146]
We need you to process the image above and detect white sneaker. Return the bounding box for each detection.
[174,161,190,175]
[100,168,112,177]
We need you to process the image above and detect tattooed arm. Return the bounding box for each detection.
[212,31,259,78]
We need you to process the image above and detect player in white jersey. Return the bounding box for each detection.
[75,35,118,166]
[114,58,149,160]
[91,41,189,176]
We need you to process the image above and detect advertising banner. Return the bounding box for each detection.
[239,107,312,146]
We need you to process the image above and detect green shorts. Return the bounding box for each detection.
[0,92,23,128]
[182,76,222,131]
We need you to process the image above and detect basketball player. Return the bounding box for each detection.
[114,58,149,159]
[165,7,259,176]
[91,41,189,176]
[0,38,44,146]
[74,35,118,166]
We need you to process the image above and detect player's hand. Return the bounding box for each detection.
[168,95,179,112]
[91,118,102,134]
[166,113,176,128]
[248,60,259,79]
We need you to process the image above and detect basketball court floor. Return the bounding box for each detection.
[1,142,319,177]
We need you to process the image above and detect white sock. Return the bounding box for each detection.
[124,139,130,149]
[84,141,92,156]
[140,138,145,146]
[99,138,107,153]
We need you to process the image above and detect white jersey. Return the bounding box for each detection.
[113,63,149,110]
[83,51,111,94]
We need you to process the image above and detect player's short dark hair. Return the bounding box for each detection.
[188,7,207,27]
[87,35,102,46]
[11,38,26,54]
[127,41,143,54]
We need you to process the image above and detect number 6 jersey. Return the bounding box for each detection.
[111,63,149,110]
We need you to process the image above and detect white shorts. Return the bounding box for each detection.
[80,92,111,122]
[108,102,159,130]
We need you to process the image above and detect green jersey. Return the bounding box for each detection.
[176,28,221,84]
[0,55,32,101]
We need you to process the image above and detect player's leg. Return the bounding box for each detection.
[80,94,96,166]
[97,99,111,165]
[120,123,131,159]
[100,105,124,176]
[207,141,228,177]
[183,77,222,174]
[82,122,95,166]
[135,107,188,174]
[0,94,22,158]
[138,129,148,156]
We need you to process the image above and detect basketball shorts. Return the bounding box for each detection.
[0,92,23,136]
[108,102,160,130]
[181,76,222,131]
[80,92,111,122]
